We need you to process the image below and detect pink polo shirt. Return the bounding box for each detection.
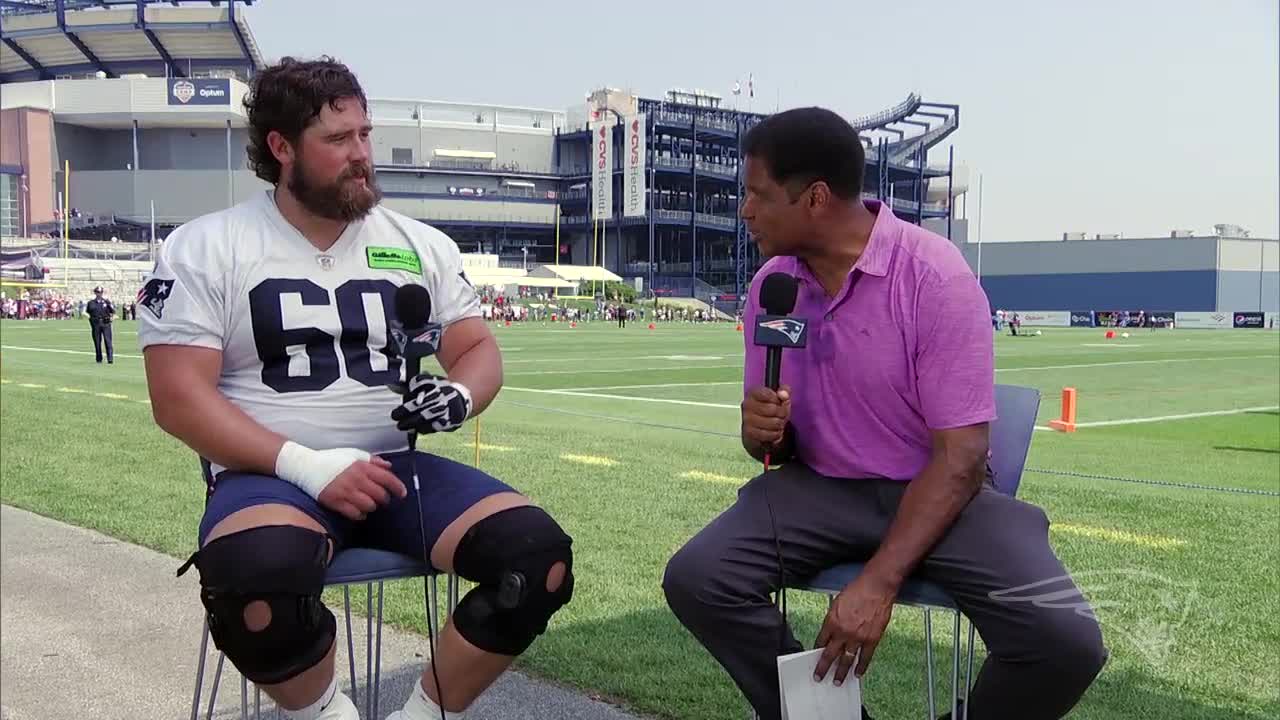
[743,200,995,481]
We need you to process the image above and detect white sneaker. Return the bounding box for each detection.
[316,690,361,720]
[382,682,453,720]
[382,709,453,720]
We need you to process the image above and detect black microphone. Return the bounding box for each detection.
[395,285,529,617]
[755,272,807,391]
[391,282,451,720]
[751,273,807,654]
[753,272,807,468]
[391,283,443,451]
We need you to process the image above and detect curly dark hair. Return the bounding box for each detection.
[243,56,368,185]
[743,107,865,200]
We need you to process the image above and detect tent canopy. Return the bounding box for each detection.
[528,264,622,283]
[467,271,575,289]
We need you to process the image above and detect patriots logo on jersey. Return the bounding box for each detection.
[137,278,174,319]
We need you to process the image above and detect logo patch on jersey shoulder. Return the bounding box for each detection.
[137,277,174,319]
[367,247,422,274]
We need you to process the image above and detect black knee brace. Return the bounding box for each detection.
[451,506,574,656]
[177,525,336,685]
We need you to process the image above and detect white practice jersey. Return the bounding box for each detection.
[137,190,481,470]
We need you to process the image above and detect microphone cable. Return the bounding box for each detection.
[408,429,448,720]
[762,451,788,655]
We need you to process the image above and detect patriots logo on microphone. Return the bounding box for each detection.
[392,322,444,359]
[414,326,443,348]
[754,315,808,348]
[760,318,805,344]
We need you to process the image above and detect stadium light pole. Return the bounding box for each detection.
[976,172,983,283]
[20,175,29,238]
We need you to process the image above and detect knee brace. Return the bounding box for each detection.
[451,506,574,656]
[177,525,336,685]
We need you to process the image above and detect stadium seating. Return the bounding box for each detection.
[783,384,1041,720]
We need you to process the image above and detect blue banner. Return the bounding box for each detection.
[1233,312,1264,329]
[1070,311,1094,328]
[167,78,231,106]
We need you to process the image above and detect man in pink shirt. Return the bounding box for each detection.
[663,108,1105,720]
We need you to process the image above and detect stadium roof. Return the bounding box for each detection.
[0,0,264,84]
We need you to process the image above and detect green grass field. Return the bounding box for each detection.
[2,320,1278,719]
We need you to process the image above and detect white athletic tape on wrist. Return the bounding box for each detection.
[454,381,474,420]
[275,441,369,500]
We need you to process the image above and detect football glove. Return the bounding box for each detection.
[391,374,473,435]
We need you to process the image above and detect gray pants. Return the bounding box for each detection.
[663,463,1107,720]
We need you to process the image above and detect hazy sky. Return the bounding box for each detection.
[243,0,1279,242]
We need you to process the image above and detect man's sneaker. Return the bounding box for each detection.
[314,690,360,720]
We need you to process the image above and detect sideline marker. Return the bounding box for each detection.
[1048,387,1078,432]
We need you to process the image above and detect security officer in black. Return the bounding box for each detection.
[86,286,115,364]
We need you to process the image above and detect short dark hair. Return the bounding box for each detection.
[742,107,865,200]
[244,56,368,184]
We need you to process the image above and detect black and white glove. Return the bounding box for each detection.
[391,374,473,434]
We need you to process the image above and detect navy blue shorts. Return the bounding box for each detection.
[198,450,517,568]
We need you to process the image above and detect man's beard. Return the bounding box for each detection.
[287,158,382,222]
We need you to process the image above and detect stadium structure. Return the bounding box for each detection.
[0,0,965,310]
[2,0,1274,315]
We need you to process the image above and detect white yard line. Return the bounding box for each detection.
[557,381,741,392]
[1073,406,1278,428]
[503,355,727,365]
[508,364,742,376]
[503,386,737,409]
[997,355,1275,372]
[1036,405,1279,431]
[1,345,143,359]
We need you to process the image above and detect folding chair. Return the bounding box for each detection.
[188,547,460,720]
[186,460,462,720]
[785,384,1041,720]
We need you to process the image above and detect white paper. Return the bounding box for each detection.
[777,648,863,720]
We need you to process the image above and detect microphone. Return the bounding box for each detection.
[390,282,451,720]
[393,288,527,620]
[392,284,443,408]
[751,273,807,653]
[753,272,807,468]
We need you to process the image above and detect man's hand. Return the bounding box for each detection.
[391,374,473,434]
[741,385,791,449]
[316,456,407,521]
[812,572,898,685]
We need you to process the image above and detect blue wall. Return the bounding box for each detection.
[1217,271,1280,311]
[979,270,1217,311]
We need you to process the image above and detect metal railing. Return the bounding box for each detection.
[654,156,692,172]
[423,213,554,225]
[694,159,737,179]
[849,93,921,131]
